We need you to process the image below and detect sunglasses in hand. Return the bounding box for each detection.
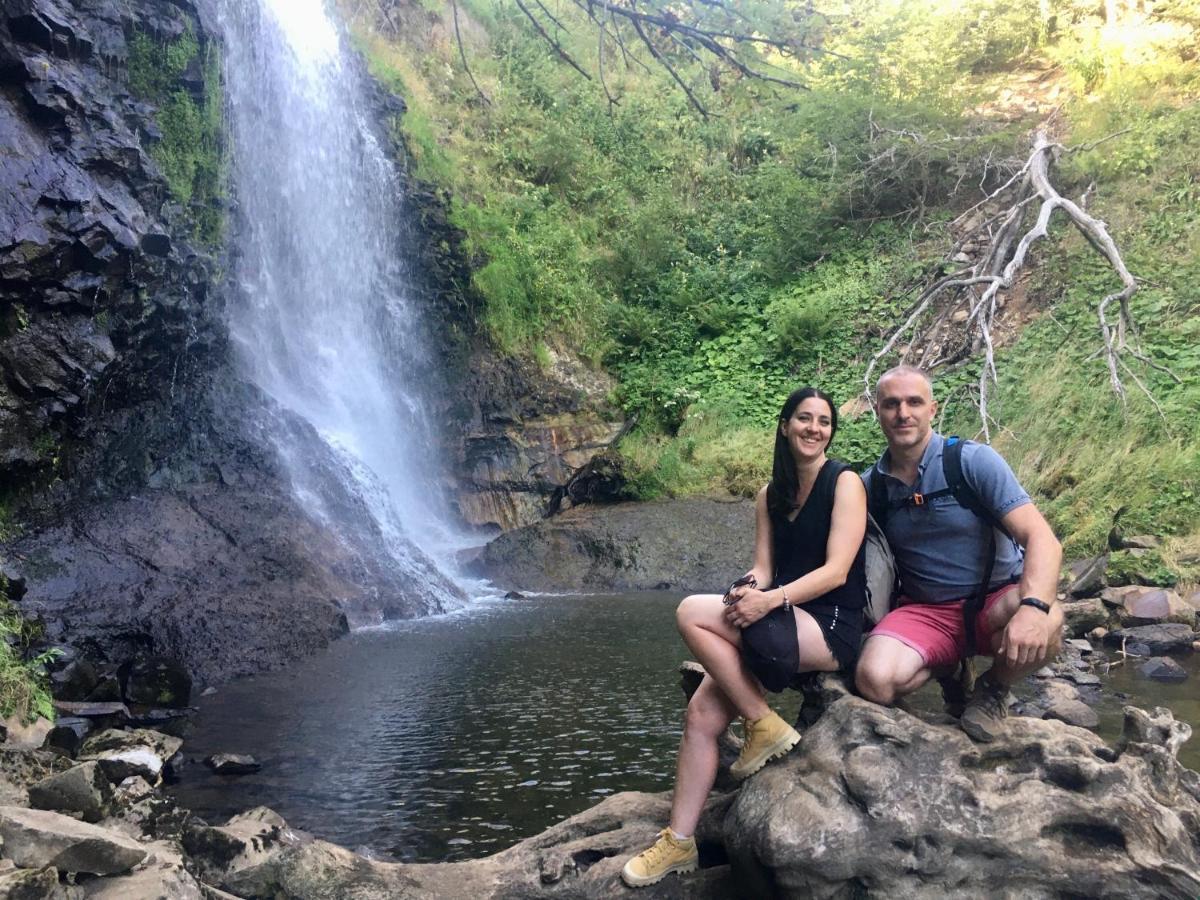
[721,573,757,606]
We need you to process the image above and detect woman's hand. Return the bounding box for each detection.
[723,588,777,629]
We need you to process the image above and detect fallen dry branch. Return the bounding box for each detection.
[864,129,1178,439]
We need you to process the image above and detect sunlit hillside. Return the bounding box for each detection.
[345,0,1200,574]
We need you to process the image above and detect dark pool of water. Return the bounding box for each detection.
[170,594,1198,862]
[170,593,701,862]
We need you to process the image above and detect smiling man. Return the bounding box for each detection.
[855,365,1064,742]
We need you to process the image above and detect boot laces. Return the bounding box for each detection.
[640,831,677,867]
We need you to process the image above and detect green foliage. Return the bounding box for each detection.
[354,0,1200,551]
[127,28,225,243]
[0,581,55,724]
[1107,549,1179,587]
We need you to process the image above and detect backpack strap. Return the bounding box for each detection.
[942,436,1014,658]
[866,465,893,528]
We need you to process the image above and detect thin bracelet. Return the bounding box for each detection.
[781,584,791,611]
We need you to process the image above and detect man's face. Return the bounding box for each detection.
[875,372,938,452]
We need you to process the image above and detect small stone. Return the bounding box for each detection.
[1065,555,1108,598]
[1121,534,1161,550]
[1100,586,1142,609]
[27,761,113,823]
[53,701,129,721]
[43,716,92,757]
[113,776,154,805]
[205,754,261,775]
[201,687,218,697]
[0,866,60,895]
[1043,700,1100,729]
[1088,627,1109,642]
[1059,598,1107,637]
[503,591,525,600]
[79,728,183,784]
[50,659,98,702]
[1033,666,1054,679]
[1138,657,1188,683]
[1066,639,1093,655]
[1065,671,1101,687]
[1106,624,1195,654]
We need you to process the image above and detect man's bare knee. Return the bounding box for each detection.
[854,663,896,705]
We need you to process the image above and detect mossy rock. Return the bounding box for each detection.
[1106,549,1178,588]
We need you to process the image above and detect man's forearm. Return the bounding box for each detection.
[1019,524,1062,606]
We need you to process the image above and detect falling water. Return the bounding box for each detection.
[216,0,472,610]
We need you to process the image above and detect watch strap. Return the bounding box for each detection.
[1019,596,1052,614]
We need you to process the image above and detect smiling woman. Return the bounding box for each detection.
[620,385,869,888]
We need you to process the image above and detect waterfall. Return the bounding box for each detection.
[216,0,475,613]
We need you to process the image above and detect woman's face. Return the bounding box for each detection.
[781,396,833,464]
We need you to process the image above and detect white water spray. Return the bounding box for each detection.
[217,0,479,608]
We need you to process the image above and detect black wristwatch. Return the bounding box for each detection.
[1019,597,1052,614]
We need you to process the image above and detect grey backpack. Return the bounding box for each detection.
[863,512,897,628]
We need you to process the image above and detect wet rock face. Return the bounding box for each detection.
[725,688,1200,899]
[0,0,218,473]
[448,352,626,531]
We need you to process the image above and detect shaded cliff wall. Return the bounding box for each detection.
[0,0,455,685]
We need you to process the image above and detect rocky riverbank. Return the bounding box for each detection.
[0,664,1195,898]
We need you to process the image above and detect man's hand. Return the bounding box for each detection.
[998,605,1055,667]
[723,588,777,629]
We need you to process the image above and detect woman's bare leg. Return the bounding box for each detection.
[675,594,770,721]
[667,594,770,837]
[793,608,839,672]
[668,674,737,837]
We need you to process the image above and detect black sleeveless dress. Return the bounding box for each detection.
[740,459,867,692]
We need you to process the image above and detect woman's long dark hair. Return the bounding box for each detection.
[766,386,838,521]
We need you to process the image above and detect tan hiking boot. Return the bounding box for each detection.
[960,671,1011,743]
[621,828,698,887]
[729,710,801,781]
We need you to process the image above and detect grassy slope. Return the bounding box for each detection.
[347,0,1200,578]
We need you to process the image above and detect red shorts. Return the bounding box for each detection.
[869,584,1018,670]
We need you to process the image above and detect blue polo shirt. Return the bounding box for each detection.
[862,432,1030,604]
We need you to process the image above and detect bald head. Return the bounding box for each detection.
[874,365,937,454]
[875,365,933,401]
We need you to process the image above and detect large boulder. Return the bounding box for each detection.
[475,498,755,592]
[79,729,182,785]
[0,806,147,875]
[27,761,113,823]
[723,695,1200,898]
[1117,589,1196,628]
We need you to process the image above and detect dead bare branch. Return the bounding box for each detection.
[451,0,491,106]
[514,0,594,81]
[865,129,1172,438]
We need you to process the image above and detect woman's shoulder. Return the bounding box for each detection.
[826,460,867,494]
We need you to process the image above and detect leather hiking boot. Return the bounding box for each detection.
[621,828,698,887]
[960,671,1011,743]
[729,710,800,781]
